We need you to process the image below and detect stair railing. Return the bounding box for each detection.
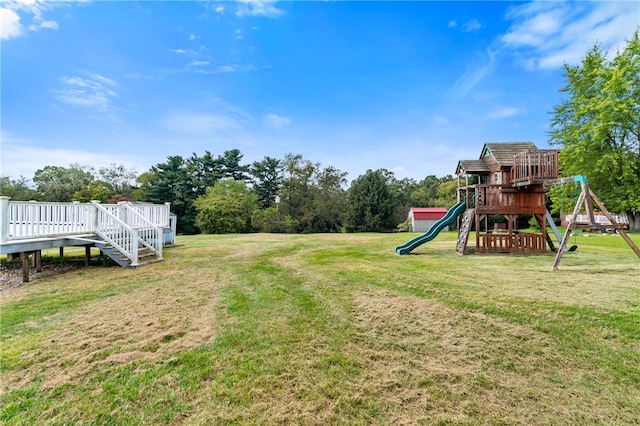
[92,202,140,266]
[119,202,163,260]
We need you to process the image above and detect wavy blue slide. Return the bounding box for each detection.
[395,201,466,255]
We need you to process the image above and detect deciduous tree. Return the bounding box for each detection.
[0,176,38,200]
[194,179,258,233]
[549,32,640,229]
[33,164,94,202]
[98,163,138,199]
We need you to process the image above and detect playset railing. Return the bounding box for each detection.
[477,232,546,254]
[511,149,558,185]
[458,185,546,214]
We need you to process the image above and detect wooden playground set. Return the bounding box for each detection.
[396,142,640,270]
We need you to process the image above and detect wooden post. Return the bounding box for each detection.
[85,245,91,267]
[21,252,30,283]
[59,247,64,257]
[589,189,640,259]
[582,181,596,226]
[553,190,586,270]
[35,250,42,272]
[475,213,481,253]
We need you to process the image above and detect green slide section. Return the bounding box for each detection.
[396,201,466,255]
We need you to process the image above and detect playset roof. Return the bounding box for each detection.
[455,142,539,175]
[481,142,538,166]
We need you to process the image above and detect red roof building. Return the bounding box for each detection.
[408,207,448,232]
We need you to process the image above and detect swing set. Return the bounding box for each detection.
[544,175,640,270]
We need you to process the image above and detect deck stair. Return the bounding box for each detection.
[456,209,474,254]
[91,202,163,267]
[66,236,161,267]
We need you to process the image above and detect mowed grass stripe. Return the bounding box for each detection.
[1,232,639,424]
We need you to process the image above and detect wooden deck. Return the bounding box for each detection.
[0,197,174,277]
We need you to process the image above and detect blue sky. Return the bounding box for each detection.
[1,1,638,182]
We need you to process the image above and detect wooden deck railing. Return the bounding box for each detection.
[511,150,559,185]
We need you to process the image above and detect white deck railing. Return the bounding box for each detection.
[92,203,163,266]
[0,198,170,252]
[3,201,95,240]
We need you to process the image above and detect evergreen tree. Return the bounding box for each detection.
[250,156,283,208]
[221,149,251,181]
[344,169,395,232]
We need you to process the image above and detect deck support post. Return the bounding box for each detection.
[85,245,91,266]
[35,250,42,272]
[21,252,30,283]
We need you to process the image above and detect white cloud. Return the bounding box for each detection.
[433,116,449,125]
[487,107,520,119]
[1,7,22,39]
[235,0,284,18]
[0,134,144,181]
[51,73,118,112]
[263,113,291,129]
[216,64,254,73]
[462,19,483,32]
[188,60,209,67]
[235,29,243,40]
[448,20,457,28]
[1,0,60,39]
[189,33,199,41]
[330,138,475,182]
[449,48,496,97]
[29,18,57,31]
[214,5,224,14]
[161,112,246,136]
[501,1,640,69]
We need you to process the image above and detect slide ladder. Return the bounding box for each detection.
[455,209,475,254]
[396,201,466,255]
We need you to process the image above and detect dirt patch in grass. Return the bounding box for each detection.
[2,268,221,393]
[350,287,637,424]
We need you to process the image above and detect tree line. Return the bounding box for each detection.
[0,149,458,234]
[3,33,638,231]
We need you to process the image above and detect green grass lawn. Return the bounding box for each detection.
[1,232,639,424]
